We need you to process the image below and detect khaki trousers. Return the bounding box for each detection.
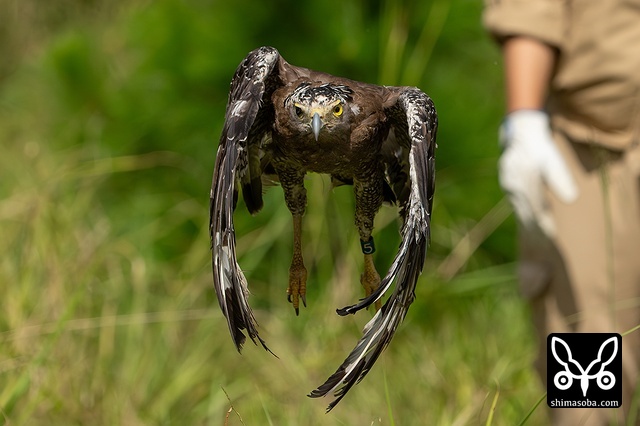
[518,132,640,425]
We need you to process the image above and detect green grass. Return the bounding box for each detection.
[0,0,551,424]
[0,144,547,425]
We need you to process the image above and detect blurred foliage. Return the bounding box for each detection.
[0,0,551,424]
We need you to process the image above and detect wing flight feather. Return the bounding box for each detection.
[210,46,281,353]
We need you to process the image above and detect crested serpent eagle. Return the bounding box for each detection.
[210,46,437,411]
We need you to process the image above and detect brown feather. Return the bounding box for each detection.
[210,46,437,411]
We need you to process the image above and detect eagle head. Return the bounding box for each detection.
[283,83,354,141]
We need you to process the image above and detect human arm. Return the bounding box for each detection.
[498,36,578,237]
[503,36,555,112]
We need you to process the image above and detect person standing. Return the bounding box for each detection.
[483,1,640,424]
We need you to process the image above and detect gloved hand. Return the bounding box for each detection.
[499,110,578,238]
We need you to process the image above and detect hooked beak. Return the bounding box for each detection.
[312,112,322,141]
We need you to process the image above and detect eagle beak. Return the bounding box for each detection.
[312,112,322,141]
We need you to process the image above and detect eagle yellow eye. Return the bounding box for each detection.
[332,104,343,117]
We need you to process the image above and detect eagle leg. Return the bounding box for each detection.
[277,165,308,315]
[287,214,307,315]
[354,176,384,310]
[361,250,381,310]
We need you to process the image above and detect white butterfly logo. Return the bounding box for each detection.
[551,336,618,397]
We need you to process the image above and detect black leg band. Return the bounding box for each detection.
[360,236,375,254]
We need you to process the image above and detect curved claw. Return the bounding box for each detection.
[287,263,307,315]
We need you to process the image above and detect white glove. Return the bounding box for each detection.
[499,110,578,238]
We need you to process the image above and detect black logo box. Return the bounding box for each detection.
[547,333,622,408]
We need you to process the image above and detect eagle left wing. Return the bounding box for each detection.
[308,87,437,411]
[210,46,282,354]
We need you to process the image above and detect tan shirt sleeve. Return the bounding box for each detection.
[483,0,566,49]
[484,0,640,150]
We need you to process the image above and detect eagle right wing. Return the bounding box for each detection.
[210,46,282,353]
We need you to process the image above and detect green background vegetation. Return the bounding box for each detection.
[0,0,549,424]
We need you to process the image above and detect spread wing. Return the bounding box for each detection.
[308,87,437,411]
[210,46,282,353]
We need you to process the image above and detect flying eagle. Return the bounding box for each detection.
[210,46,437,411]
